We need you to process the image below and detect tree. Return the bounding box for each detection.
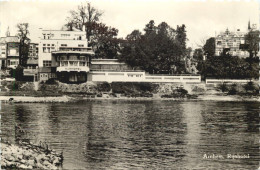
[203,37,215,59]
[16,23,30,66]
[64,1,103,41]
[245,30,260,58]
[9,65,24,81]
[193,48,203,61]
[120,20,188,74]
[88,22,121,59]
[199,53,259,79]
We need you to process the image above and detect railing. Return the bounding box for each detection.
[57,66,90,72]
[90,69,144,72]
[89,71,201,83]
[206,79,252,84]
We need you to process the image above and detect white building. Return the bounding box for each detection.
[0,36,20,69]
[38,29,94,82]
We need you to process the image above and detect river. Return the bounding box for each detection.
[1,100,259,169]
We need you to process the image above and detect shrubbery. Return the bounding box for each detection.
[243,81,259,95]
[9,65,24,81]
[161,88,188,98]
[217,83,228,93]
[97,82,111,92]
[228,83,238,95]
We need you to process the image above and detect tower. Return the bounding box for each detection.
[248,20,251,30]
[5,26,10,37]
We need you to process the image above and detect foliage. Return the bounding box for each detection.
[161,88,188,98]
[217,83,228,93]
[228,83,238,95]
[111,82,157,94]
[243,81,259,95]
[119,20,187,74]
[16,23,30,66]
[88,22,121,59]
[193,48,203,61]
[97,82,111,92]
[198,53,259,79]
[45,79,57,85]
[245,30,260,58]
[64,2,103,40]
[64,2,121,59]
[203,37,215,59]
[9,65,24,81]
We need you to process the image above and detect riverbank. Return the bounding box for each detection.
[0,94,259,103]
[1,141,63,169]
[0,95,72,103]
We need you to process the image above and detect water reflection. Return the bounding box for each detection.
[1,101,259,169]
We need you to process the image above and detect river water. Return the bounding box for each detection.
[1,100,259,169]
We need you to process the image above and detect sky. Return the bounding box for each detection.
[0,0,259,49]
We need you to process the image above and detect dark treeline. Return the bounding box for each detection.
[118,20,187,74]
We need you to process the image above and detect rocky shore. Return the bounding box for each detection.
[1,141,63,169]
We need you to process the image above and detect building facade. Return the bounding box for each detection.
[38,29,94,83]
[29,43,39,59]
[0,36,20,69]
[215,29,250,58]
[215,23,258,58]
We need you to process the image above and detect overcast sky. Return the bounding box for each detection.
[0,0,259,48]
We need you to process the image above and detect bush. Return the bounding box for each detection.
[228,83,237,95]
[218,83,228,93]
[45,78,57,85]
[177,88,188,95]
[9,65,24,81]
[97,82,111,92]
[243,81,259,95]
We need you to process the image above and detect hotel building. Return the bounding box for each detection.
[38,29,94,83]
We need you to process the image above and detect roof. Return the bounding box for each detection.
[39,67,52,73]
[5,36,19,43]
[91,59,125,65]
[26,58,38,65]
[52,51,95,55]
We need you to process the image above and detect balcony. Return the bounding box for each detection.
[57,66,90,72]
[57,61,90,72]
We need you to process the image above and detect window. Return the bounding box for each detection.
[43,44,46,46]
[47,44,50,46]
[61,34,70,37]
[78,44,84,47]
[79,62,86,66]
[52,44,55,46]
[80,56,86,60]
[61,44,67,47]
[43,34,46,39]
[2,52,5,54]
[43,47,46,53]
[43,60,52,67]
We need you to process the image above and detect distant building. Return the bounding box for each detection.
[215,28,250,58]
[28,43,39,59]
[38,28,94,83]
[215,22,258,58]
[0,36,20,69]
